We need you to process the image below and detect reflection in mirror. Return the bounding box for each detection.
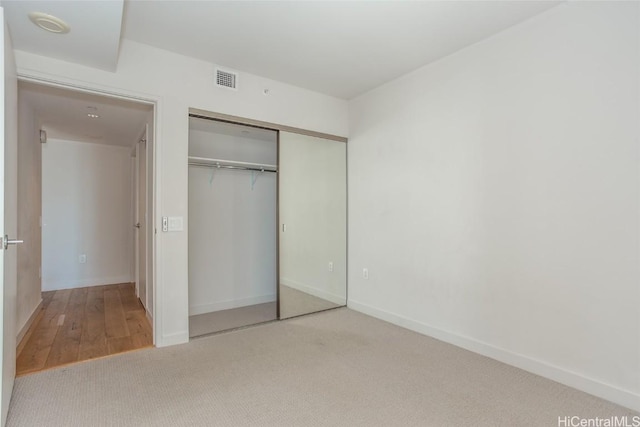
[279,132,347,319]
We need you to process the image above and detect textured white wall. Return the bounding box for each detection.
[16,90,41,337]
[15,39,348,346]
[42,139,133,291]
[348,2,639,410]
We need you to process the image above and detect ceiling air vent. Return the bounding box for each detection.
[216,68,238,90]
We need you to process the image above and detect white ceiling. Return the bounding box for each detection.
[20,81,152,147]
[122,1,560,99]
[4,1,561,99]
[2,0,124,71]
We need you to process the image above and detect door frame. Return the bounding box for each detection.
[133,125,149,311]
[17,74,161,346]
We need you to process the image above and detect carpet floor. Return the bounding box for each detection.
[7,308,636,426]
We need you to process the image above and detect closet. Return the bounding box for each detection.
[188,111,347,338]
[188,117,278,336]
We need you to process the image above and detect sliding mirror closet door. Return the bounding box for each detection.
[279,132,347,319]
[188,117,278,337]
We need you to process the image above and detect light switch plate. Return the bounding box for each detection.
[168,216,184,232]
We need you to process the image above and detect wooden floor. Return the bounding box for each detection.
[16,283,153,376]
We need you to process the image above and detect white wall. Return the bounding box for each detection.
[279,132,347,304]
[42,138,133,291]
[348,2,639,411]
[16,87,41,338]
[15,39,348,346]
[188,126,277,315]
[188,169,277,315]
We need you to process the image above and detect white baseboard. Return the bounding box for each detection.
[146,309,154,346]
[348,300,640,412]
[16,300,43,345]
[43,275,134,291]
[158,331,188,347]
[281,278,345,305]
[189,293,277,316]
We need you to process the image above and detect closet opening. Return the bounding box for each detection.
[188,109,348,338]
[188,116,279,337]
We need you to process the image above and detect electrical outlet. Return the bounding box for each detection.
[363,268,369,279]
[328,261,334,272]
[79,254,87,264]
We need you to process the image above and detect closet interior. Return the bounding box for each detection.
[188,117,278,337]
[188,113,347,338]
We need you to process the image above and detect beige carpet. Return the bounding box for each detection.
[7,309,636,426]
[189,302,277,337]
[279,285,342,319]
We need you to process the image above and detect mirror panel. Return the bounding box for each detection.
[279,132,347,319]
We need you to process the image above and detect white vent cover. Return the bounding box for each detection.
[216,68,237,89]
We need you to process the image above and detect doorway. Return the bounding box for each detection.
[14,81,156,374]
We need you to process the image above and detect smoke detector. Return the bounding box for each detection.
[28,12,70,34]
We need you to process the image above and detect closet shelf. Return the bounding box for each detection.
[188,156,278,172]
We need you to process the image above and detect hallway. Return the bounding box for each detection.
[16,283,152,376]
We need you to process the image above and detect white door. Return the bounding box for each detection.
[1,7,19,425]
[135,129,147,309]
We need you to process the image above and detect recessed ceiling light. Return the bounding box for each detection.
[28,12,70,34]
[87,113,100,119]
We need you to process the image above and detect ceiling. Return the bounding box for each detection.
[20,81,152,147]
[4,1,561,99]
[2,0,124,71]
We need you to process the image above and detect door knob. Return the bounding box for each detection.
[135,223,141,229]
[3,235,23,250]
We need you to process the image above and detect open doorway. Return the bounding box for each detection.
[14,81,155,375]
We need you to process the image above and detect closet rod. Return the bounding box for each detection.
[188,156,277,171]
[188,162,277,173]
